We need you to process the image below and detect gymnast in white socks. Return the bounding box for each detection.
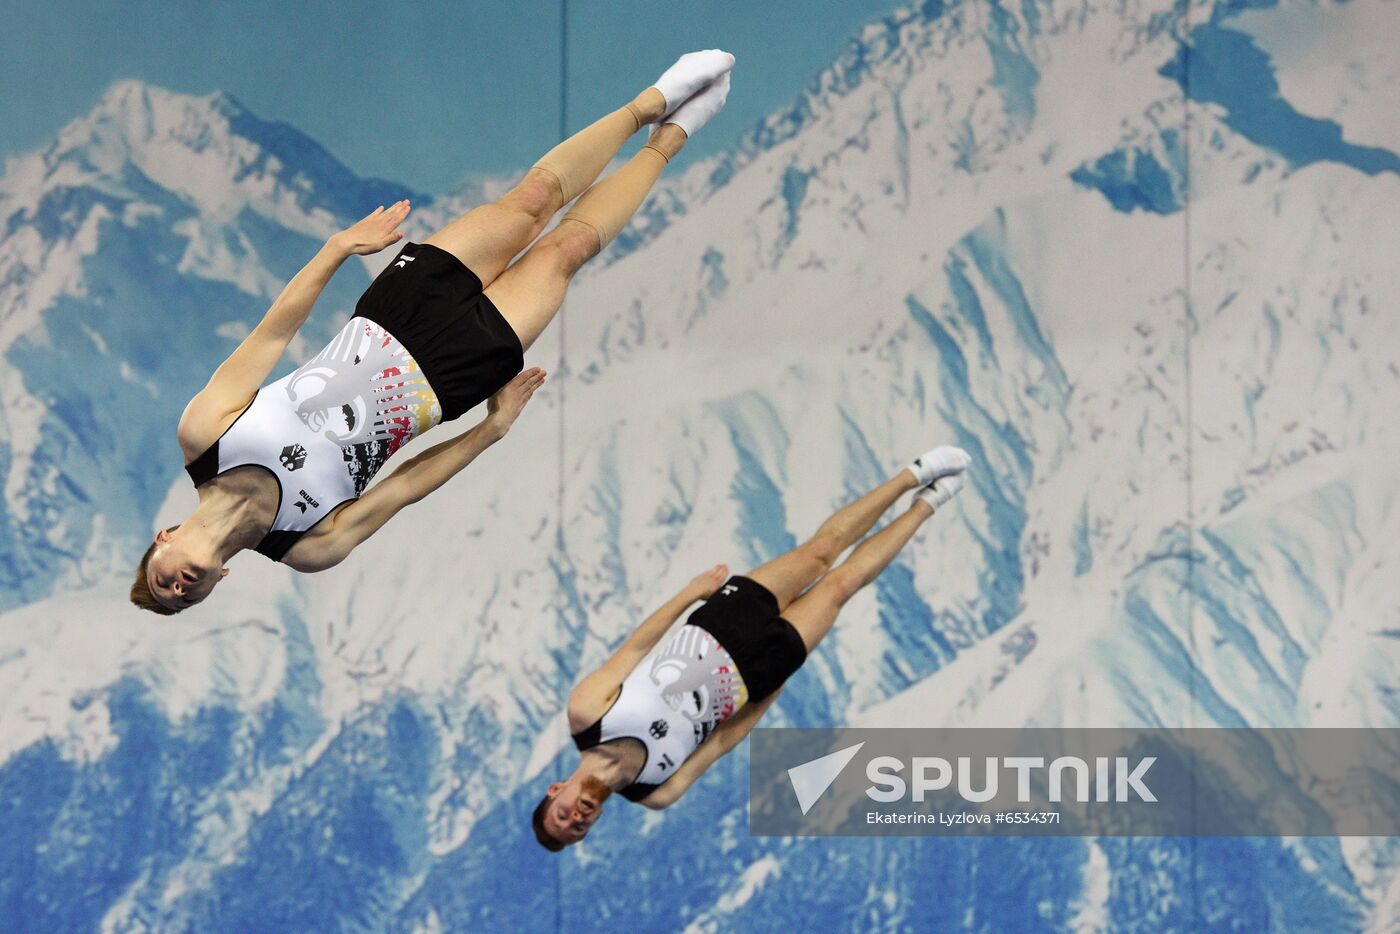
[533,446,973,849]
[136,51,737,613]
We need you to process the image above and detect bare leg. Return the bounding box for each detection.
[746,470,921,612]
[782,500,937,652]
[424,88,666,288]
[483,124,687,351]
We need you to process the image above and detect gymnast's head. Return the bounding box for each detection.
[532,770,614,851]
[130,525,230,614]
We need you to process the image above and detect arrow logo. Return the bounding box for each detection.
[786,741,865,815]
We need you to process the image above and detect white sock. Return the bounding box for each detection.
[907,445,971,486]
[663,72,730,138]
[918,473,966,511]
[651,49,735,120]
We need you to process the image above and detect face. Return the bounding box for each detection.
[543,773,613,846]
[146,528,228,611]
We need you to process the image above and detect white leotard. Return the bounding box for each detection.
[185,316,441,560]
[572,623,750,801]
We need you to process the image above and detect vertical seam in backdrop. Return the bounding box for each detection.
[554,0,568,928]
[1181,0,1199,923]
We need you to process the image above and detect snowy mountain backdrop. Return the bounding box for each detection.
[2,0,1398,929]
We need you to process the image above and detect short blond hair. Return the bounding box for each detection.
[130,527,180,615]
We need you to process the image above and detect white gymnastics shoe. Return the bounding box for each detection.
[907,445,972,486]
[663,71,731,138]
[651,49,736,121]
[918,473,966,510]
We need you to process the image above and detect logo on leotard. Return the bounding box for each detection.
[719,584,739,597]
[279,444,308,471]
[649,626,747,733]
[394,254,416,269]
[285,319,432,450]
[649,719,669,739]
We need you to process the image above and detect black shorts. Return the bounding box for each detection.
[686,576,808,703]
[355,242,524,422]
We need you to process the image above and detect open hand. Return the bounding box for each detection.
[483,367,546,437]
[332,200,411,255]
[691,563,729,599]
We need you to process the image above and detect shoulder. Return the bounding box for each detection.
[639,783,680,810]
[176,404,214,464]
[280,504,355,572]
[565,690,597,736]
[177,390,253,463]
[279,545,336,573]
[566,678,618,735]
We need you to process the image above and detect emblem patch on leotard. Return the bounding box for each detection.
[279,444,307,471]
[283,318,442,496]
[647,625,749,743]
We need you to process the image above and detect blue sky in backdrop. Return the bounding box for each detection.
[2,0,900,193]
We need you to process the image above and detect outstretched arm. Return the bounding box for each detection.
[640,689,782,810]
[566,563,729,731]
[177,201,412,459]
[284,367,546,572]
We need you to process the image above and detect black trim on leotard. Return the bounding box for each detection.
[184,442,221,487]
[184,389,261,488]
